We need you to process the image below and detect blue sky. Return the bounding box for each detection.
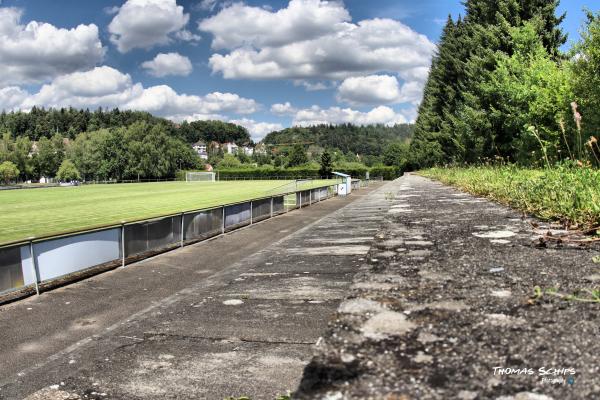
[0,0,594,141]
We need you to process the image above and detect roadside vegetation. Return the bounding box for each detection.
[419,165,600,229]
[404,3,600,234]
[410,2,600,169]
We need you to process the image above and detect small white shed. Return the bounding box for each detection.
[333,171,352,196]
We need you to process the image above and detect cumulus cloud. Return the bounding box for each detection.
[230,118,284,141]
[7,66,260,122]
[199,0,349,49]
[292,105,408,127]
[336,75,424,106]
[270,102,297,116]
[0,86,29,110]
[0,7,105,86]
[142,52,193,77]
[199,1,435,82]
[108,0,195,53]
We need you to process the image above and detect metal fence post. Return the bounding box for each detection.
[121,222,126,267]
[270,197,273,218]
[309,190,312,206]
[180,212,185,247]
[29,238,40,296]
[250,201,253,224]
[222,207,226,234]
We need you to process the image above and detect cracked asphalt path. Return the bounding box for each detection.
[295,174,600,400]
[0,182,391,400]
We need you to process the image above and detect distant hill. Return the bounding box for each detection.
[0,107,251,145]
[263,124,414,156]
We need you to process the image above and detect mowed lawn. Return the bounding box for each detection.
[0,179,337,245]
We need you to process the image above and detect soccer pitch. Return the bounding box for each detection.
[0,179,338,245]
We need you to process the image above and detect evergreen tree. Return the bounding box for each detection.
[411,15,471,166]
[411,0,567,167]
[319,150,333,177]
[287,144,309,167]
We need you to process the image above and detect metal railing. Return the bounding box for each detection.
[0,183,339,300]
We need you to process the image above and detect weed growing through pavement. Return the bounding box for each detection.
[531,286,600,304]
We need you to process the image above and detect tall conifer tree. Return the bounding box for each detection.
[411,0,567,167]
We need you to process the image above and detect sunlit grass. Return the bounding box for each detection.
[419,166,600,230]
[0,179,336,245]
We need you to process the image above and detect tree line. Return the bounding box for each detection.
[263,124,414,165]
[0,122,200,183]
[0,108,255,183]
[409,0,600,169]
[0,107,252,145]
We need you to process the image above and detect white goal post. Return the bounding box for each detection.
[186,172,216,182]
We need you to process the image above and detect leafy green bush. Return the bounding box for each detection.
[370,166,399,180]
[56,159,81,182]
[214,165,401,180]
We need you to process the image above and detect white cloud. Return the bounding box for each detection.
[292,105,408,127]
[196,0,233,12]
[0,86,29,110]
[198,0,219,11]
[103,6,120,15]
[337,75,400,105]
[200,2,435,82]
[293,80,335,91]
[142,52,193,77]
[336,74,424,106]
[199,0,350,50]
[0,7,105,86]
[230,118,283,141]
[7,66,260,122]
[270,102,297,116]
[174,29,201,43]
[125,87,259,121]
[108,0,192,53]
[21,67,142,110]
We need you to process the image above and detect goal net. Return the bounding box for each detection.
[186,172,216,182]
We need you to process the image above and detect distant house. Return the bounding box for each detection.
[192,141,208,160]
[241,146,254,156]
[224,142,238,154]
[29,141,39,157]
[254,143,267,155]
[28,139,70,158]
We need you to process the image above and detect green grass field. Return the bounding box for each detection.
[0,179,337,245]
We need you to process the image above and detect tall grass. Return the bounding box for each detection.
[419,165,600,229]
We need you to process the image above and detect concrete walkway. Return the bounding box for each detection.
[296,174,600,400]
[0,183,392,399]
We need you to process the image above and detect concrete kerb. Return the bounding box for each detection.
[0,181,394,390]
